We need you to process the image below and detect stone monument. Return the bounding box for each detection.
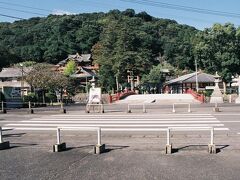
[210,72,223,104]
[85,76,104,113]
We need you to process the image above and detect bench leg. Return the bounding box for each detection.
[0,141,10,150]
[53,143,66,152]
[60,108,66,114]
[0,109,7,114]
[165,144,172,154]
[208,144,216,154]
[28,109,34,114]
[213,107,220,112]
[94,144,105,154]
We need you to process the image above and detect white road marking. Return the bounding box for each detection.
[19,120,220,124]
[5,123,224,127]
[221,121,240,123]
[213,114,240,116]
[1,113,228,133]
[52,114,213,117]
[2,127,229,131]
[28,118,217,121]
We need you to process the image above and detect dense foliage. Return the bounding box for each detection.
[194,23,240,83]
[0,9,240,91]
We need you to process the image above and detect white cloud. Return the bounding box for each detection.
[52,9,76,15]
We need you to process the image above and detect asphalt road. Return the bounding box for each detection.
[0,103,240,180]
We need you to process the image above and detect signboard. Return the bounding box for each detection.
[1,86,21,98]
[88,87,101,103]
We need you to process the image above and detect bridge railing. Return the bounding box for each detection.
[185,89,204,103]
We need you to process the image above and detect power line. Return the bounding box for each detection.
[0,13,24,20]
[81,0,219,25]
[0,6,47,16]
[0,1,51,12]
[121,0,240,19]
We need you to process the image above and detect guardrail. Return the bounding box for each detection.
[166,127,215,154]
[127,104,147,113]
[0,101,66,114]
[0,125,220,154]
[127,103,192,113]
[172,103,191,113]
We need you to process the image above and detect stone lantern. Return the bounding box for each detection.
[89,76,96,88]
[210,72,223,104]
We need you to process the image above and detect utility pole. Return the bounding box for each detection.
[195,58,199,92]
[20,63,24,97]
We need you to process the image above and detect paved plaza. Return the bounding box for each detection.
[0,103,240,179]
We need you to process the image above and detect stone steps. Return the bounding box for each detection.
[117,94,201,104]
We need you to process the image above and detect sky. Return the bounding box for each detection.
[0,0,239,30]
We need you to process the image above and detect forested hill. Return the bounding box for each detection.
[1,9,240,85]
[0,9,198,70]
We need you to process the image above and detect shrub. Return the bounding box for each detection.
[23,92,37,102]
[45,92,57,103]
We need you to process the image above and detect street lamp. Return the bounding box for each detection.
[19,63,24,97]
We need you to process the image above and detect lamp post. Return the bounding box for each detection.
[19,63,24,97]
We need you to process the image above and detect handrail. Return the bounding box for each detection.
[109,91,136,103]
[185,89,204,103]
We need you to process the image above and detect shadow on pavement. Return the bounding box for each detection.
[3,133,26,138]
[102,145,129,153]
[172,144,229,154]
[4,142,39,149]
[62,144,129,153]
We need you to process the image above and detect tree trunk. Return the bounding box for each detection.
[116,76,119,92]
[60,88,63,103]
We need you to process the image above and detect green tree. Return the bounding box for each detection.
[14,61,36,67]
[63,59,77,76]
[141,62,176,84]
[194,23,240,93]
